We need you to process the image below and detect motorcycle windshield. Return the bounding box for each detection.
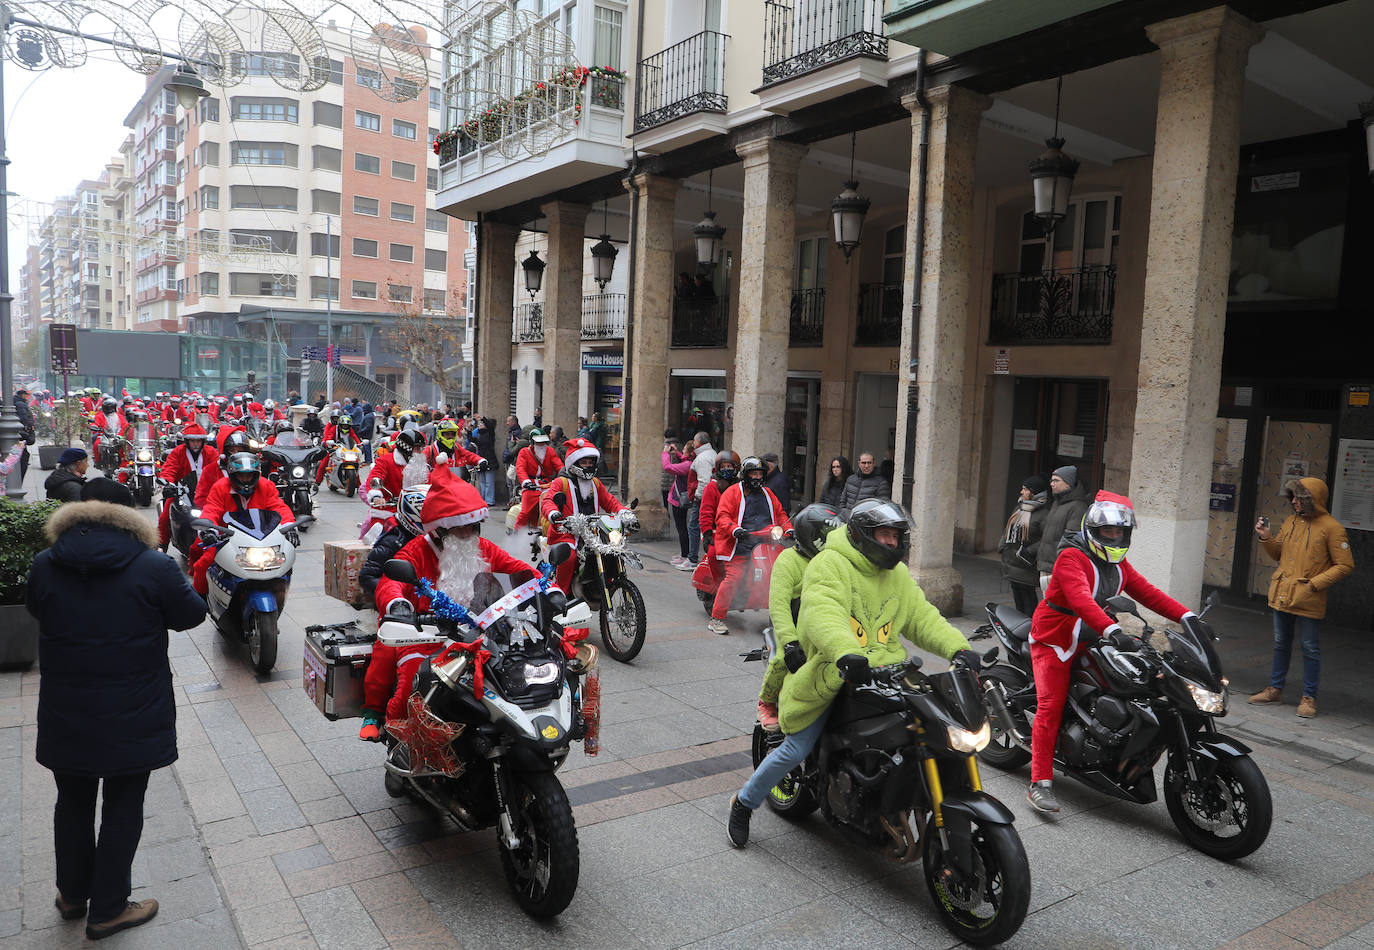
[195,413,213,430]
[273,430,310,448]
[1165,622,1223,690]
[467,572,523,644]
[134,423,155,443]
[225,508,282,540]
[927,666,987,730]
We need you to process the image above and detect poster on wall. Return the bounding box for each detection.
[1331,439,1374,531]
[1012,429,1037,451]
[1210,483,1237,512]
[1056,434,1085,458]
[1279,455,1310,493]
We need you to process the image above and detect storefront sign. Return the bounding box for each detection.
[1056,434,1085,458]
[1012,429,1037,452]
[1331,439,1374,530]
[1348,385,1370,407]
[1209,483,1236,512]
[993,349,1011,375]
[1250,172,1300,192]
[582,351,623,371]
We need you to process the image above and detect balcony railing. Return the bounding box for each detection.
[988,266,1116,345]
[789,288,825,347]
[634,31,729,134]
[855,281,902,346]
[763,0,887,86]
[514,301,544,343]
[439,76,624,166]
[581,293,627,340]
[671,296,729,348]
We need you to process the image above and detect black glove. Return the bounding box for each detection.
[161,483,178,501]
[521,480,536,491]
[732,526,747,540]
[1106,630,1139,652]
[952,649,982,670]
[549,511,564,525]
[283,526,300,547]
[547,590,568,615]
[836,653,871,684]
[702,530,714,547]
[385,601,415,623]
[477,458,490,471]
[197,528,222,546]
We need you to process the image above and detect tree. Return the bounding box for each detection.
[16,332,42,377]
[380,281,469,401]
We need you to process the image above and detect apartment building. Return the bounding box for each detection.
[439,0,1374,624]
[124,69,183,332]
[15,248,42,348]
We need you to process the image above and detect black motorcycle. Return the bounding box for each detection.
[976,594,1271,860]
[262,430,327,526]
[545,491,646,663]
[747,634,1030,946]
[164,481,200,560]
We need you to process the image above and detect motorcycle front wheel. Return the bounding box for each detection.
[247,610,279,675]
[978,665,1032,770]
[135,481,154,508]
[1164,752,1271,860]
[599,578,646,663]
[344,471,358,497]
[923,819,1030,946]
[497,770,579,919]
[751,725,817,819]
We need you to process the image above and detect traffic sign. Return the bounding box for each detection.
[49,324,79,373]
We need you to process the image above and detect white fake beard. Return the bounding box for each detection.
[401,452,430,488]
[532,445,547,463]
[436,532,484,606]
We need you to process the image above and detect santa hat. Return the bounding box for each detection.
[182,423,207,438]
[420,464,489,532]
[1095,490,1132,508]
[563,438,599,468]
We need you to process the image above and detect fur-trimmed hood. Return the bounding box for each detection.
[45,500,158,574]
[1284,477,1329,518]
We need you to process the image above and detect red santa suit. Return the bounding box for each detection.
[710,481,791,620]
[194,426,247,509]
[539,440,624,593]
[156,424,219,547]
[1028,491,1193,783]
[191,474,296,595]
[366,468,535,722]
[695,476,728,585]
[513,442,562,528]
[422,441,485,472]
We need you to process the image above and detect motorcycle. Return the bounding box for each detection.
[324,438,363,496]
[975,593,1272,860]
[191,509,315,674]
[376,551,596,918]
[692,525,788,618]
[164,481,200,561]
[91,424,128,477]
[126,420,161,507]
[745,632,1030,945]
[262,430,328,528]
[541,493,645,663]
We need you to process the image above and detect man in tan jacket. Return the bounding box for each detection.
[1249,476,1354,718]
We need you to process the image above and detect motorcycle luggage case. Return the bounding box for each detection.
[303,622,376,720]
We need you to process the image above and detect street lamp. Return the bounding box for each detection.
[166,63,211,111]
[831,132,870,261]
[1028,76,1079,235]
[590,200,617,291]
[693,169,725,270]
[521,249,546,299]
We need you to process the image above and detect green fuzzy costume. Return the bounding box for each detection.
[759,547,808,704]
[776,529,970,735]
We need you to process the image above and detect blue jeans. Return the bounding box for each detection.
[688,501,702,562]
[1269,610,1321,698]
[476,469,495,505]
[738,706,831,810]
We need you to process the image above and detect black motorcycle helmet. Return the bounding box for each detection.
[713,450,741,484]
[225,452,261,497]
[394,427,423,461]
[101,397,117,414]
[739,456,766,493]
[792,504,843,559]
[847,499,914,571]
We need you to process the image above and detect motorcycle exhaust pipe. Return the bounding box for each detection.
[983,683,1030,748]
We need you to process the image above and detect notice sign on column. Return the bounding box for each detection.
[1331,438,1374,531]
[48,323,79,373]
[993,349,1011,375]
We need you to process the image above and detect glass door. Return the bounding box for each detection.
[783,377,819,511]
[1006,377,1107,494]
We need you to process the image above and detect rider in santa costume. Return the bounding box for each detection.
[708,456,792,633]
[365,427,428,507]
[156,423,218,551]
[360,465,537,740]
[513,428,562,528]
[539,438,631,594]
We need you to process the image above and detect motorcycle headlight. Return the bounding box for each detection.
[946,721,992,754]
[190,508,202,517]
[234,545,286,571]
[523,661,560,685]
[1186,682,1227,715]
[291,466,306,479]
[136,449,154,462]
[607,529,623,546]
[342,451,359,462]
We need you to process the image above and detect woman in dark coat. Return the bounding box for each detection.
[26,479,206,939]
[999,474,1049,615]
[819,457,851,509]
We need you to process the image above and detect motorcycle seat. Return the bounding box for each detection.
[994,604,1033,642]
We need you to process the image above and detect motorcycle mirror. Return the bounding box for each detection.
[189,518,216,531]
[382,558,419,584]
[547,542,573,566]
[1104,595,1140,618]
[629,497,639,509]
[553,491,567,508]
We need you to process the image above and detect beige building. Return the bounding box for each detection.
[439,0,1374,625]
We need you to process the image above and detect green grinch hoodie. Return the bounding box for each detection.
[759,546,808,704]
[777,529,969,734]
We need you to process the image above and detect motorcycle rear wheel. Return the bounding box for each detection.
[978,666,1032,770]
[1164,753,1271,861]
[497,770,579,919]
[248,611,279,675]
[923,819,1030,946]
[599,579,646,663]
[751,725,818,819]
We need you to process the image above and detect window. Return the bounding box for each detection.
[393,119,417,139]
[390,160,416,181]
[353,196,379,216]
[232,97,298,122]
[424,288,446,310]
[355,153,380,174]
[1018,195,1121,273]
[389,243,414,263]
[199,272,220,294]
[428,86,441,109]
[593,6,624,70]
[199,98,219,122]
[311,190,340,214]
[310,276,340,300]
[352,280,377,299]
[424,248,447,271]
[230,51,301,79]
[231,141,297,166]
[355,110,381,131]
[311,233,341,257]
[195,142,219,166]
[353,238,378,258]
[312,145,342,171]
[229,185,297,210]
[311,56,343,84]
[229,272,297,296]
[882,225,904,284]
[425,210,448,232]
[230,229,297,253]
[393,78,420,100]
[163,126,177,149]
[313,101,342,128]
[388,284,413,302]
[390,202,415,222]
[199,185,219,210]
[176,159,186,182]
[356,67,383,90]
[426,167,439,190]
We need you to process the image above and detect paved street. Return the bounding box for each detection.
[4,468,1374,949]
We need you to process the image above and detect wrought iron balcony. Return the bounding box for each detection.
[763,0,887,86]
[789,288,825,347]
[581,293,627,340]
[634,31,729,133]
[671,295,729,348]
[855,281,902,346]
[988,266,1115,345]
[513,301,544,343]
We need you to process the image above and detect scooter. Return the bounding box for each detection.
[692,525,789,617]
[191,509,315,674]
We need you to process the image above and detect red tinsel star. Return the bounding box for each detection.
[386,693,462,776]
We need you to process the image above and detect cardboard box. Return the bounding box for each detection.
[324,539,372,608]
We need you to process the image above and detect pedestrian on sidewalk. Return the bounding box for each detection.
[999,474,1049,615]
[662,432,693,568]
[25,478,206,940]
[1249,477,1353,719]
[1036,465,1091,594]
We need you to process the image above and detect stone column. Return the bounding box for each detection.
[1127,7,1262,606]
[476,220,518,419]
[894,84,990,615]
[624,174,679,537]
[732,138,807,458]
[540,200,590,435]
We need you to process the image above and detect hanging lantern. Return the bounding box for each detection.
[832,132,870,261]
[1361,100,1374,183]
[1029,137,1079,234]
[590,235,617,291]
[165,63,210,111]
[521,249,546,299]
[693,210,725,269]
